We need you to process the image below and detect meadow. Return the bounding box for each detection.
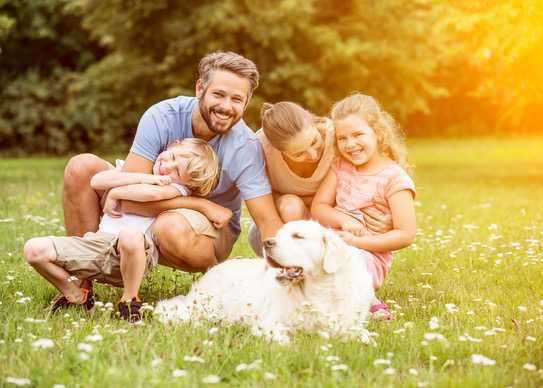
[1,138,542,387]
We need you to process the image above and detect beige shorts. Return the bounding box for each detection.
[161,208,236,262]
[49,231,158,288]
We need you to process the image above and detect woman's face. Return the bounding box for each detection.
[281,125,324,163]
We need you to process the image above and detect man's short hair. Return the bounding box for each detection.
[198,51,259,98]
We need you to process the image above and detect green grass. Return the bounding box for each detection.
[1,138,542,387]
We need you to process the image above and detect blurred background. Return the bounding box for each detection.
[1,0,542,155]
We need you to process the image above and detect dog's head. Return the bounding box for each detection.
[263,220,349,283]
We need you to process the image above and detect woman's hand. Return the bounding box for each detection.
[336,230,359,246]
[362,203,393,234]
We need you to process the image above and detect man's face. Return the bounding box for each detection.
[196,70,251,135]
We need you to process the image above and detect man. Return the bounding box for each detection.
[63,51,283,275]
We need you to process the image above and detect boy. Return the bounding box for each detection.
[24,138,219,322]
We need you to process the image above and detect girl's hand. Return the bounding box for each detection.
[336,231,359,246]
[103,194,122,217]
[144,175,172,186]
[340,218,366,237]
[362,203,393,234]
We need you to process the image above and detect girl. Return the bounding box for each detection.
[248,101,392,254]
[311,93,416,321]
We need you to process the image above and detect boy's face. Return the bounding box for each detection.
[152,146,191,185]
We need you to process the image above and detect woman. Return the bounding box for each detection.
[249,101,391,254]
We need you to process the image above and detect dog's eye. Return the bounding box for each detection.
[292,233,304,239]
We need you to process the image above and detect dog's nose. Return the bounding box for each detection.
[263,238,276,249]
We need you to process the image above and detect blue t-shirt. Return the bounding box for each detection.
[130,96,271,238]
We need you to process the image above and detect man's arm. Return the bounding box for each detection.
[245,194,283,241]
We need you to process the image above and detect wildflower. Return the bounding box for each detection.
[85,334,103,342]
[79,353,90,361]
[201,375,220,384]
[5,377,31,386]
[383,367,396,375]
[471,354,496,366]
[445,304,458,313]
[526,336,536,342]
[32,338,54,349]
[172,369,187,377]
[373,359,391,366]
[518,306,528,312]
[523,363,537,371]
[184,355,205,363]
[208,327,219,335]
[264,372,276,380]
[151,357,162,368]
[429,317,439,330]
[409,368,418,376]
[331,364,349,371]
[325,355,340,363]
[53,385,66,388]
[424,333,446,342]
[77,343,92,352]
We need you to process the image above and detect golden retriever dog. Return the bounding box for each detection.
[154,220,374,343]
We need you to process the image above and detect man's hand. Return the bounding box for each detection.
[103,193,122,217]
[362,203,393,234]
[201,201,233,229]
[340,217,366,237]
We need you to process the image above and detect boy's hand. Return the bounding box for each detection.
[144,175,172,186]
[103,194,123,217]
[340,217,366,237]
[202,202,233,229]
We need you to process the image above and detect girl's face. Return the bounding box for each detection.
[281,124,324,163]
[335,115,380,168]
[153,146,192,185]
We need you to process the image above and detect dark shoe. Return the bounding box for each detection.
[50,281,95,313]
[118,298,142,323]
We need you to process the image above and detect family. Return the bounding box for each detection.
[23,51,416,323]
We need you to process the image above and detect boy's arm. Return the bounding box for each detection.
[91,170,169,190]
[311,170,363,230]
[109,184,182,202]
[245,194,283,240]
[338,190,416,252]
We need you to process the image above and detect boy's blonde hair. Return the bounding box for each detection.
[331,93,412,172]
[167,138,219,197]
[261,101,328,151]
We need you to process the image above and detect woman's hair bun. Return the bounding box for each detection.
[261,102,274,117]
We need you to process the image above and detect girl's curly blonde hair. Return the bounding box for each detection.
[330,93,412,173]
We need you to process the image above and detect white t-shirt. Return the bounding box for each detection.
[98,160,190,235]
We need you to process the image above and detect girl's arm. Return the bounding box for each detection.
[108,184,181,203]
[311,170,364,230]
[90,170,170,190]
[339,190,416,252]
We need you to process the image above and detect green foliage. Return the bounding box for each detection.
[1,0,542,154]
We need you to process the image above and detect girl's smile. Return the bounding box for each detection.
[335,115,381,170]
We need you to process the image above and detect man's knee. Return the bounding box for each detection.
[117,228,145,255]
[64,153,107,190]
[276,194,307,222]
[24,238,56,266]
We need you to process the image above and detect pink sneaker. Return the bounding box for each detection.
[370,301,392,321]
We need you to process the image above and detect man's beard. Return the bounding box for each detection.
[199,101,239,135]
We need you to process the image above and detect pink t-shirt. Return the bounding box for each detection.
[332,158,416,289]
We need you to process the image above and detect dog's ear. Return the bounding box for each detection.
[322,229,347,274]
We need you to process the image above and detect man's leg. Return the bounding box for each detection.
[117,228,147,302]
[63,153,110,236]
[152,212,218,272]
[24,238,86,302]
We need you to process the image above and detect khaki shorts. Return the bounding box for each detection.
[49,231,159,288]
[161,208,236,262]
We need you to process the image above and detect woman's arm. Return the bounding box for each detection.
[338,190,416,252]
[311,170,364,230]
[90,170,170,190]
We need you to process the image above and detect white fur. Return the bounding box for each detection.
[154,220,375,343]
